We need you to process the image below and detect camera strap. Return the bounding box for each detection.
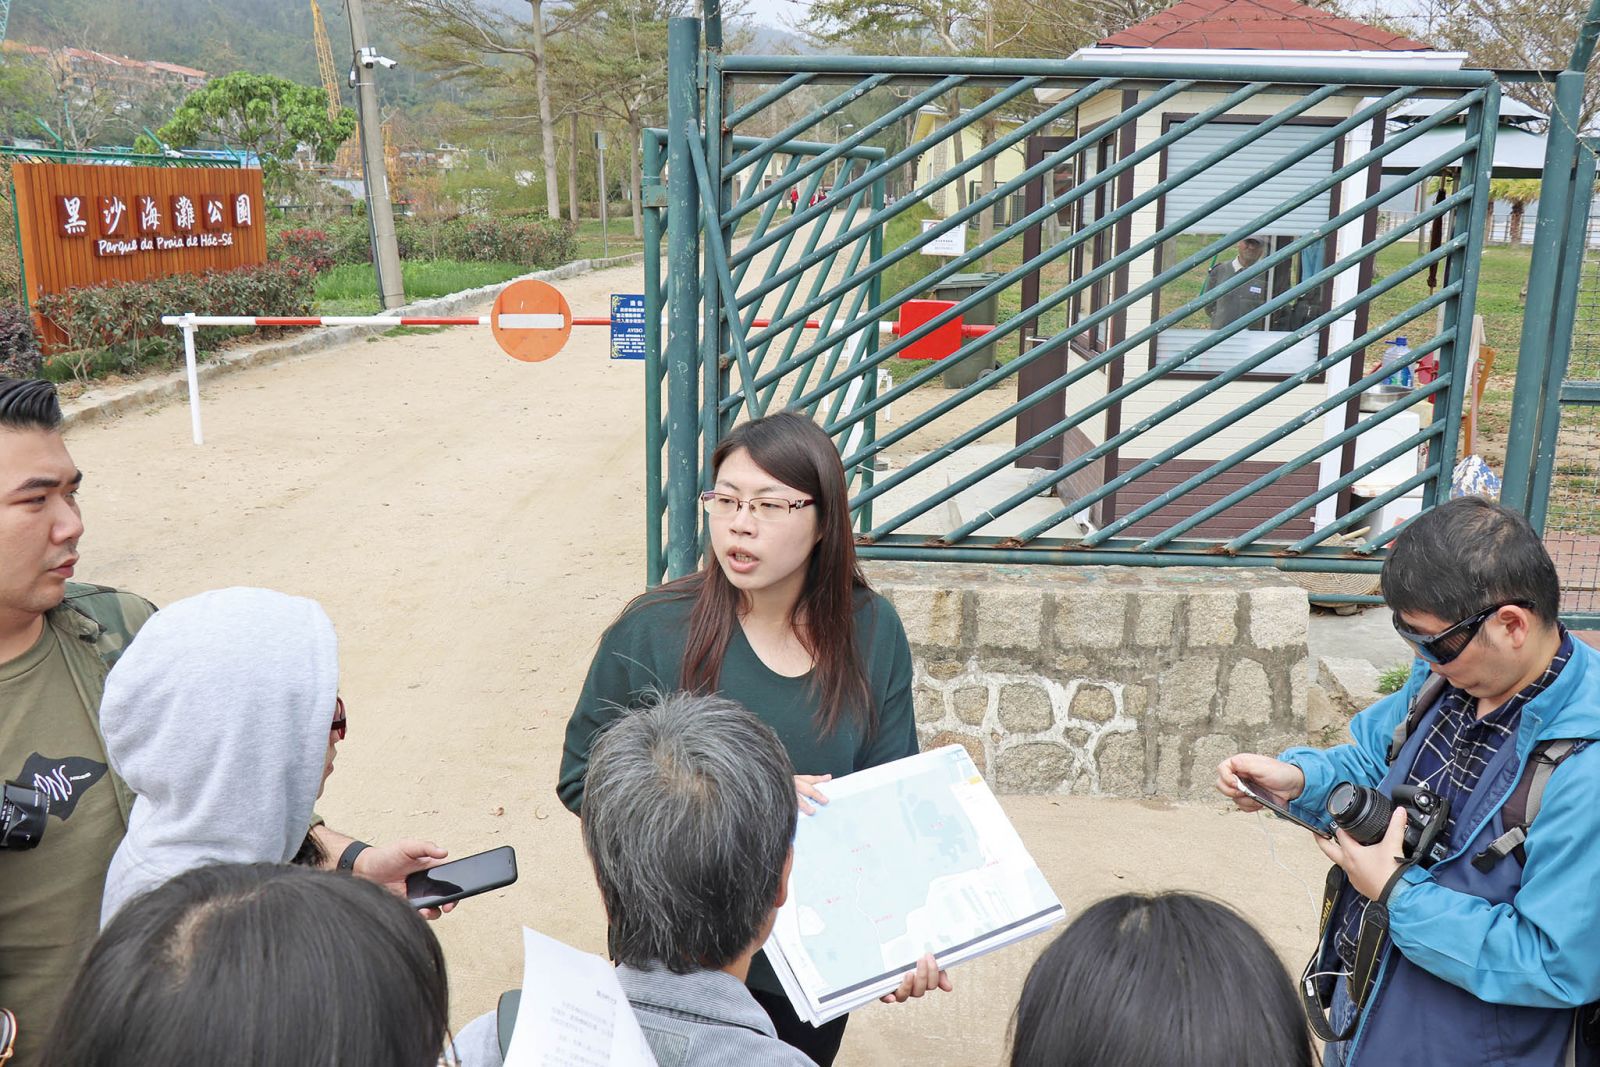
[1301,798,1450,1044]
[1300,864,1397,1043]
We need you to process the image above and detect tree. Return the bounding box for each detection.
[1489,178,1541,246]
[143,72,357,190]
[377,0,599,220]
[0,53,54,144]
[555,0,687,236]
[1327,0,1600,130]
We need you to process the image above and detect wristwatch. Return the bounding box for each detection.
[337,840,371,872]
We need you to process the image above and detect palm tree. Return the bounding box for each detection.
[1488,178,1541,245]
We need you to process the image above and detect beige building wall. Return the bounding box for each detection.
[912,112,1031,220]
[1068,87,1362,465]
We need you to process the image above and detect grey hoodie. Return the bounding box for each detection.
[98,587,338,927]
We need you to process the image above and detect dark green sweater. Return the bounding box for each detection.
[556,587,918,997]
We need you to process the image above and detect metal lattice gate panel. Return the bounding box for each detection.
[646,20,1502,593]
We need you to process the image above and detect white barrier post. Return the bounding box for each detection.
[180,315,203,446]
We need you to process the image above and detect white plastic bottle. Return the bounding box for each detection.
[1388,336,1413,388]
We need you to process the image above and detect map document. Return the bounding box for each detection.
[764,745,1065,1025]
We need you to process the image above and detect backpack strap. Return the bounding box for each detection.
[1389,673,1449,763]
[496,989,522,1057]
[1472,738,1586,873]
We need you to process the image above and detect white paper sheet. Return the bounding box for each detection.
[502,927,658,1067]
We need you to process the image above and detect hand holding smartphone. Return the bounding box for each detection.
[1234,776,1333,839]
[405,845,518,909]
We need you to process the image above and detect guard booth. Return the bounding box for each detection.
[1013,0,1476,541]
[646,1,1500,598]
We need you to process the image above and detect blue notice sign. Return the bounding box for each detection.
[610,293,646,360]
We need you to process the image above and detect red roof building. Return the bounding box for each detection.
[1098,0,1432,52]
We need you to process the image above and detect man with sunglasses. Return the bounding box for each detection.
[1217,496,1600,1066]
[0,378,441,1065]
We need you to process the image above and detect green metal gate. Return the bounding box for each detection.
[646,14,1503,593]
[1499,6,1600,629]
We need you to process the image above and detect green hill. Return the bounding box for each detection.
[8,0,441,109]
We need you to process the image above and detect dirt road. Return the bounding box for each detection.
[63,256,1329,1064]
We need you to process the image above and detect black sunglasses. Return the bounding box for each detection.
[1391,601,1534,665]
[331,696,347,741]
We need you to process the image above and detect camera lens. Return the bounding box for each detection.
[1327,782,1396,846]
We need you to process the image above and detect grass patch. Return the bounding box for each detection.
[1377,663,1412,695]
[314,260,531,315]
[573,216,645,261]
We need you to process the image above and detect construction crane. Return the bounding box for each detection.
[309,0,341,122]
[310,0,400,184]
[0,1,11,45]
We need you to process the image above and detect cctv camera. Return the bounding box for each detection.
[357,47,398,70]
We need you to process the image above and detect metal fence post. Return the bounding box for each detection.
[665,16,703,581]
[1501,12,1597,517]
[643,131,666,587]
[1530,139,1600,531]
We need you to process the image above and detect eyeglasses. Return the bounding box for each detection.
[1391,601,1533,665]
[700,491,815,521]
[331,696,347,741]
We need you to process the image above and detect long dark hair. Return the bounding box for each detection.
[44,863,450,1067]
[1009,892,1315,1067]
[651,412,871,735]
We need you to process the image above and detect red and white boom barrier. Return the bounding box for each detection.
[161,279,994,445]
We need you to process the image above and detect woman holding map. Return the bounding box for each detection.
[557,411,948,1064]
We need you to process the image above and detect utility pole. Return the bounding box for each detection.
[596,128,609,259]
[346,0,405,310]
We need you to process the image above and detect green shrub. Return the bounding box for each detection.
[36,261,316,382]
[268,228,337,273]
[0,302,41,378]
[328,215,378,265]
[322,213,577,269]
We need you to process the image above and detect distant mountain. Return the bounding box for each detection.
[8,0,443,109]
[737,20,819,54]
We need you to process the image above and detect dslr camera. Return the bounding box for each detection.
[1327,781,1449,867]
[0,781,49,851]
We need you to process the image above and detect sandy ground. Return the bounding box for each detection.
[62,255,1331,1065]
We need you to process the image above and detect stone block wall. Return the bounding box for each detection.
[867,562,1313,800]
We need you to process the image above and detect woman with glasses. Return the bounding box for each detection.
[94,587,448,927]
[557,411,943,1065]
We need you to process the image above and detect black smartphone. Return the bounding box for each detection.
[1234,776,1334,839]
[405,845,518,909]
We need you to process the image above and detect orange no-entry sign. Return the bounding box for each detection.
[491,278,573,362]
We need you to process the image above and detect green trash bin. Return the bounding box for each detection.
[929,272,1000,389]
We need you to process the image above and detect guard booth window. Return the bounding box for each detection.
[1152,119,1340,378]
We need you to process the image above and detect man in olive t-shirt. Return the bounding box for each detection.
[0,377,455,1063]
[0,377,156,1064]
[0,595,146,1063]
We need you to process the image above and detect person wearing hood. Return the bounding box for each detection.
[97,587,450,927]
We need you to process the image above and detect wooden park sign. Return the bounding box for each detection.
[14,161,268,347]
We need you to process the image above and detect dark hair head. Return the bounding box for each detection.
[44,863,449,1067]
[1382,496,1560,626]
[581,690,798,974]
[0,377,61,432]
[675,411,871,735]
[1009,892,1313,1067]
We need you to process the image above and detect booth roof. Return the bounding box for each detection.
[1099,0,1433,52]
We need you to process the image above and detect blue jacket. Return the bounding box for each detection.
[1281,639,1600,1066]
